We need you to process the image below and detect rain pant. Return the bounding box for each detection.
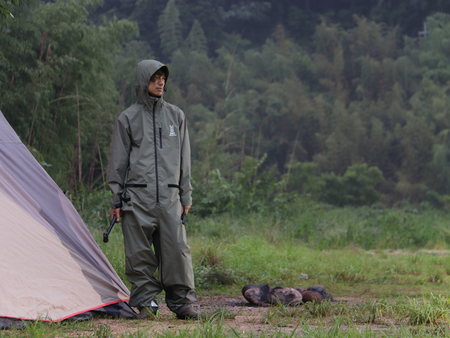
[108,60,197,310]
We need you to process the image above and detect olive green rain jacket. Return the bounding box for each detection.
[108,60,195,308]
[108,60,192,211]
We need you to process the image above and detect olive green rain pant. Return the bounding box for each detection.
[121,203,197,310]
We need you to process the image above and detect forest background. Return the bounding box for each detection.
[3,0,450,216]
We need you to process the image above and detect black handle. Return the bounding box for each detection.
[103,214,117,243]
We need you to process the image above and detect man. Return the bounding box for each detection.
[108,60,199,320]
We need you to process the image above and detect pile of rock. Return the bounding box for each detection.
[242,284,333,306]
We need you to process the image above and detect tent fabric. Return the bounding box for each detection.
[0,111,133,322]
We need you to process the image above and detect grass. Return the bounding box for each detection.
[4,298,450,337]
[4,201,450,336]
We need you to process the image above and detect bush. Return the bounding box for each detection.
[193,155,296,217]
[320,164,383,206]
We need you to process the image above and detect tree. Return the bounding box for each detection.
[0,0,21,18]
[431,130,450,194]
[185,19,207,54]
[0,0,137,190]
[157,0,182,59]
[320,164,383,206]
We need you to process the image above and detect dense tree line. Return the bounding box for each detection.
[0,0,136,190]
[90,0,450,54]
[3,0,450,209]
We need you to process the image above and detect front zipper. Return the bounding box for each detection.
[159,126,162,149]
[152,102,159,203]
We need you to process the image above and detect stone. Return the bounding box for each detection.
[301,290,323,303]
[242,284,271,305]
[267,286,303,306]
[306,285,326,293]
[295,287,306,294]
[306,285,333,301]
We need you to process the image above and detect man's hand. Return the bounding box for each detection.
[182,205,191,215]
[110,208,121,223]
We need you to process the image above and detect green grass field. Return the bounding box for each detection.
[3,201,450,337]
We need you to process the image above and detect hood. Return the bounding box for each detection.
[135,60,169,104]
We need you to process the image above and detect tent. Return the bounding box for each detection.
[0,111,134,328]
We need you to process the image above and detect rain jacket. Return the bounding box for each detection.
[108,60,192,212]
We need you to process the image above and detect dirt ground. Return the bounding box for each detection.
[89,295,384,337]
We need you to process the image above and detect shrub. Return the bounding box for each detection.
[193,154,296,217]
[320,164,383,206]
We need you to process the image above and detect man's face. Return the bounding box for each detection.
[148,71,166,96]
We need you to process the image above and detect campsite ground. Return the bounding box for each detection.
[6,292,450,337]
[81,208,450,337]
[5,206,450,337]
[82,281,450,337]
[88,295,364,337]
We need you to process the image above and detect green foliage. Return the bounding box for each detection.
[0,0,137,191]
[320,164,383,206]
[0,0,22,18]
[421,13,450,84]
[293,203,447,249]
[71,185,111,227]
[333,265,366,284]
[185,20,208,54]
[157,0,182,59]
[402,294,450,325]
[6,1,450,208]
[184,207,450,294]
[193,155,293,217]
[111,39,152,107]
[285,161,324,196]
[187,200,450,251]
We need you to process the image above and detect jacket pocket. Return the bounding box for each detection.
[159,127,162,149]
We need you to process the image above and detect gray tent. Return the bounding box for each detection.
[0,111,133,326]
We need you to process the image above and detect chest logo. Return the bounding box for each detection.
[169,125,177,137]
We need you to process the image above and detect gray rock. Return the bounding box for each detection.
[295,287,306,294]
[242,284,271,305]
[268,287,303,306]
[301,290,323,303]
[306,285,333,301]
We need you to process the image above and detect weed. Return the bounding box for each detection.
[93,323,114,338]
[193,265,237,289]
[304,301,334,318]
[206,306,243,321]
[334,265,366,284]
[156,326,194,337]
[25,320,52,338]
[407,325,450,337]
[121,329,152,338]
[401,293,450,325]
[330,301,352,317]
[262,305,304,328]
[427,271,444,284]
[356,299,393,324]
[72,186,110,227]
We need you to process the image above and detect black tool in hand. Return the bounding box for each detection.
[181,211,185,225]
[103,214,117,243]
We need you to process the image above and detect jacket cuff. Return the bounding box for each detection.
[111,196,121,209]
[181,195,192,206]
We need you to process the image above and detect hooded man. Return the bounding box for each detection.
[108,60,199,320]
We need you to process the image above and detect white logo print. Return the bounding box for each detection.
[169,125,177,137]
